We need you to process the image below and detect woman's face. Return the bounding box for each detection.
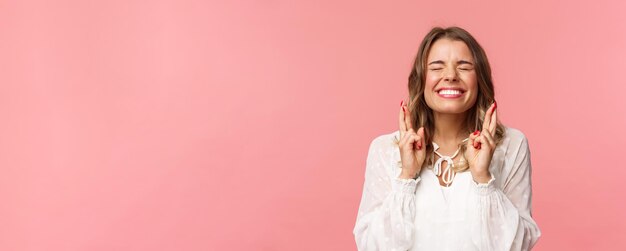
[423,38,478,115]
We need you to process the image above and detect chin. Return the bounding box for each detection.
[438,109,468,114]
[434,104,471,114]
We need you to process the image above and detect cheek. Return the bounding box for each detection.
[424,72,440,88]
[423,77,437,98]
[423,75,439,104]
[464,75,479,101]
[464,71,477,81]
[461,73,478,89]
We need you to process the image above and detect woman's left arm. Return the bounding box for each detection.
[467,135,542,251]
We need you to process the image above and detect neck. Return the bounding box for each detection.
[432,111,468,146]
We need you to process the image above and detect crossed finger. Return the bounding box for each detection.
[489,107,497,134]
[482,102,497,134]
[404,100,413,132]
[398,100,406,139]
[398,99,414,138]
[480,129,496,147]
[399,100,407,139]
[400,127,415,144]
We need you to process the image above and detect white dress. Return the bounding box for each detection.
[353,126,541,251]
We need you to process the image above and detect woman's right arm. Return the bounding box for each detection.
[353,135,419,251]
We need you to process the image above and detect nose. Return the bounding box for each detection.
[442,67,458,82]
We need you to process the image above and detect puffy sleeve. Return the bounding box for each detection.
[467,134,542,250]
[353,135,420,251]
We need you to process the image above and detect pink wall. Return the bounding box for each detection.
[1,0,625,250]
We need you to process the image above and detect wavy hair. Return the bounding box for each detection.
[396,26,505,173]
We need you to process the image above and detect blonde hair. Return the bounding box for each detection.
[395,26,505,173]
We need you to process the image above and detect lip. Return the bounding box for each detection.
[436,88,465,99]
[435,87,466,92]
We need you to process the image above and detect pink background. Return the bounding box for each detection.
[1,0,625,250]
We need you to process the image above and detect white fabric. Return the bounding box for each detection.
[441,185,451,202]
[431,139,467,187]
[353,126,541,251]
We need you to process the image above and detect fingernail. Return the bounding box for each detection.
[402,106,406,112]
[400,100,404,107]
[473,130,479,135]
[494,101,497,109]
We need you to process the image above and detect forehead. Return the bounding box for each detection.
[427,38,473,60]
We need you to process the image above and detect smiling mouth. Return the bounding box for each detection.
[437,89,464,95]
[436,89,464,98]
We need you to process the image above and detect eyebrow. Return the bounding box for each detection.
[428,60,474,65]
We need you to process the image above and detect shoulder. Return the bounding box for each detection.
[499,125,532,161]
[365,130,401,164]
[364,130,402,175]
[502,125,530,148]
[368,130,400,151]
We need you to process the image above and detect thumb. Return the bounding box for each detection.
[469,130,480,149]
[417,127,424,149]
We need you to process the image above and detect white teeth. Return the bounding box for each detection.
[438,90,463,95]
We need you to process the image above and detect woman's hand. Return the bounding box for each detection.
[464,101,498,183]
[398,100,427,179]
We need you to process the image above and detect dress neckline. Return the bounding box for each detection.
[431,138,469,187]
[431,138,470,151]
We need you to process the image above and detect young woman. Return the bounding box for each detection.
[353,27,541,250]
